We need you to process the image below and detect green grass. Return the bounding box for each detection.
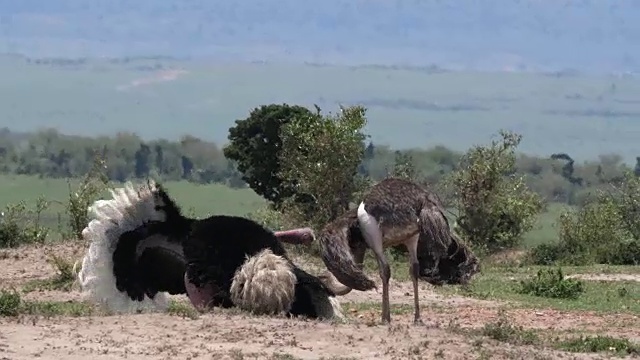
[555,335,640,356]
[20,300,95,317]
[479,311,540,346]
[357,255,640,314]
[22,254,77,293]
[2,55,640,163]
[23,275,75,293]
[473,311,640,357]
[0,174,573,247]
[166,299,200,320]
[0,174,265,236]
[439,266,640,313]
[0,289,96,317]
[522,203,571,248]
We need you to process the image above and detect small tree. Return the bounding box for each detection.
[223,104,318,208]
[557,199,630,264]
[64,155,109,241]
[448,130,544,253]
[389,151,418,180]
[0,196,49,248]
[607,171,640,241]
[278,105,369,229]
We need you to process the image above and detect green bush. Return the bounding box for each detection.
[63,156,109,241]
[556,335,640,356]
[601,240,640,265]
[0,289,22,316]
[447,130,545,254]
[516,268,584,299]
[527,243,565,266]
[277,105,369,230]
[0,197,49,248]
[529,181,640,266]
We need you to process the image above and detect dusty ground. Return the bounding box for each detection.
[1,245,639,360]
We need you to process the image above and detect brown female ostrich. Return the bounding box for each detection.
[317,177,480,325]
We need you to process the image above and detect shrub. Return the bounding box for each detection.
[530,179,640,266]
[0,196,50,248]
[24,253,78,292]
[527,243,565,266]
[63,156,109,241]
[447,130,545,254]
[278,105,370,230]
[556,335,640,356]
[224,104,319,208]
[605,240,640,265]
[0,289,22,316]
[481,310,539,345]
[517,268,584,299]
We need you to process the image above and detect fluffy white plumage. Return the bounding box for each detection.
[76,180,170,314]
[230,249,344,320]
[230,249,297,315]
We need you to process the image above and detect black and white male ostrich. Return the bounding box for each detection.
[76,180,343,320]
[316,177,479,324]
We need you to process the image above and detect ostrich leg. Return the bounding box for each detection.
[357,204,392,324]
[369,239,391,324]
[405,233,423,325]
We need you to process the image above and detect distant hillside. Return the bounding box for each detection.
[1,0,640,72]
[0,55,638,164]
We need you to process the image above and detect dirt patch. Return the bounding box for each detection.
[0,243,83,288]
[0,311,613,360]
[1,244,639,360]
[339,279,503,309]
[569,273,640,283]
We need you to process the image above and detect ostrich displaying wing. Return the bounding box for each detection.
[112,222,188,302]
[76,180,343,321]
[77,181,177,313]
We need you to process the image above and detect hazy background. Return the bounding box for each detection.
[2,0,639,72]
[1,0,639,163]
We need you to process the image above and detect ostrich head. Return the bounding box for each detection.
[420,231,480,286]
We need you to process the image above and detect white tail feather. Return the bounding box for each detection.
[76,180,171,314]
[230,249,297,315]
[230,249,344,320]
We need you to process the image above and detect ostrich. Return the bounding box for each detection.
[76,180,343,320]
[316,177,480,325]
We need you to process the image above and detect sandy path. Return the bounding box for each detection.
[2,245,639,359]
[0,311,618,360]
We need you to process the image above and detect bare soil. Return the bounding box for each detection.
[1,245,638,360]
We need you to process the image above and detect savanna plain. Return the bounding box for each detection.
[1,58,640,359]
[1,176,639,360]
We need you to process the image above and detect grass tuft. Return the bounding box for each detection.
[516,267,584,299]
[167,299,199,320]
[555,335,640,356]
[480,310,539,346]
[0,288,95,317]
